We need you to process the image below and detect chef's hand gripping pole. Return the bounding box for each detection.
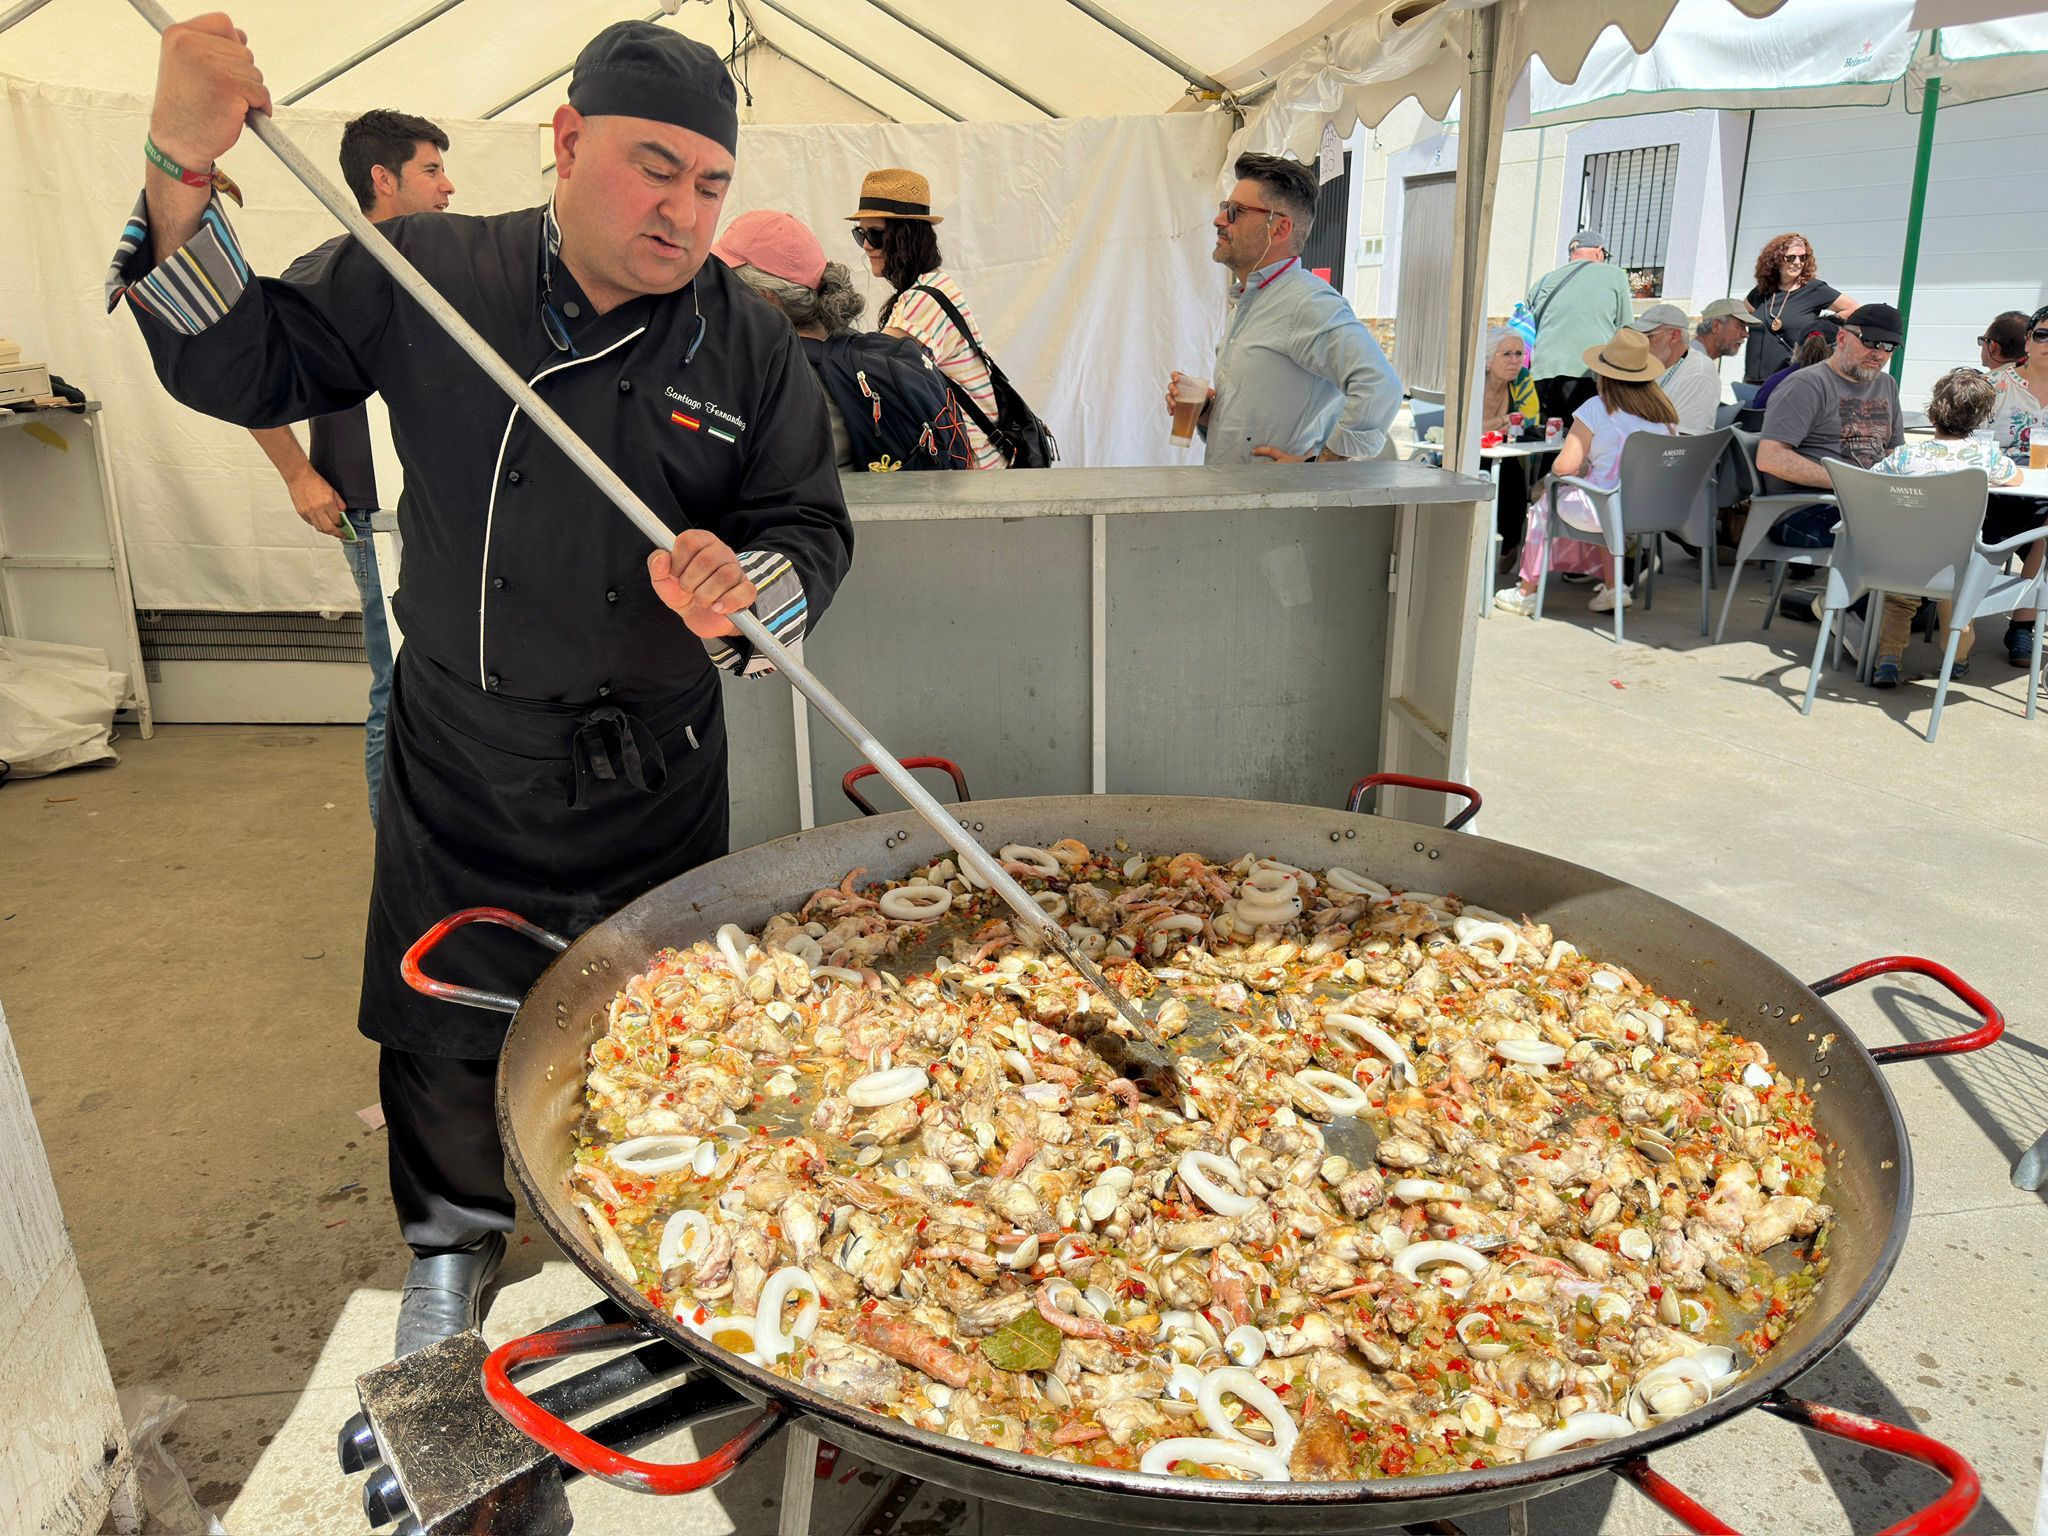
[123,0,1164,1058]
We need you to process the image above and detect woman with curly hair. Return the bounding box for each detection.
[1741,232,1858,384]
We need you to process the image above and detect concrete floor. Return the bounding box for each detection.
[4,560,2044,1536]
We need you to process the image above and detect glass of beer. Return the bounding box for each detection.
[2031,419,2048,471]
[1170,375,1209,447]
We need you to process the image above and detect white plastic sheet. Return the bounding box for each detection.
[0,635,127,778]
[0,77,1230,611]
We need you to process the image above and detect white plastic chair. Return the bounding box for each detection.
[1533,428,1730,643]
[1800,462,2048,741]
[1712,428,1839,643]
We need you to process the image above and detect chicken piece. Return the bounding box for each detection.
[865,1096,925,1146]
[803,1331,906,1404]
[1156,1253,1214,1311]
[1265,1311,1343,1357]
[1098,1397,1168,1448]
[1742,1194,1827,1254]
[1376,1136,1437,1171]
[1289,1408,1353,1479]
[1297,1251,1359,1295]
[1335,1166,1385,1217]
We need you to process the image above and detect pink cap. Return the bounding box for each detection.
[712,209,826,291]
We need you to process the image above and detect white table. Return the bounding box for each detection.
[1480,440,1561,461]
[1989,465,2048,497]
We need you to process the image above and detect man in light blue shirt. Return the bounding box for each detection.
[1167,152,1401,465]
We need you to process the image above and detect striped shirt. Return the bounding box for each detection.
[884,270,1006,470]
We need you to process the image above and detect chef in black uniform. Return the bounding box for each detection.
[108,16,853,1354]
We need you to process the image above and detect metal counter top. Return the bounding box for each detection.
[840,461,1494,522]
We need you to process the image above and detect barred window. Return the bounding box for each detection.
[1579,145,1678,299]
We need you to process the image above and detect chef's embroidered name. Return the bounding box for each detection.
[665,386,747,436]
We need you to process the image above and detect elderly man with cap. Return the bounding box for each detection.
[1630,300,1750,436]
[109,15,852,1354]
[1524,228,1637,428]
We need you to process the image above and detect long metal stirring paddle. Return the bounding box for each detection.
[123,0,1173,1082]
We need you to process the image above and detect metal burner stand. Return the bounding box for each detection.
[339,1316,1531,1536]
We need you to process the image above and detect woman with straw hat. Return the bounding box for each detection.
[1495,326,1677,617]
[849,168,1006,469]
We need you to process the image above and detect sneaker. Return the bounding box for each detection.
[1589,583,1632,613]
[1494,586,1538,617]
[2007,623,2036,667]
[1871,658,1902,689]
[1951,658,1971,681]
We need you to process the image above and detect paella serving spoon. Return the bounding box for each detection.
[118,0,1179,1094]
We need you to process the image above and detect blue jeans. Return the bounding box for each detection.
[343,509,394,827]
[1775,503,1839,549]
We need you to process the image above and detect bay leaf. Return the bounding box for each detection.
[979,1306,1062,1373]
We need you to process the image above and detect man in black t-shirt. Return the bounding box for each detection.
[249,111,454,827]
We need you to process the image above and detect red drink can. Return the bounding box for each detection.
[1508,412,1525,438]
[1544,417,1563,445]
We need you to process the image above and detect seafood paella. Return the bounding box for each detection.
[570,840,1833,1484]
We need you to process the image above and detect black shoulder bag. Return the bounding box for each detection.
[902,284,1059,469]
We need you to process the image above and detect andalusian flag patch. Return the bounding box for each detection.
[706,425,736,443]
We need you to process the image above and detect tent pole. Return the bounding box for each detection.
[0,0,55,34]
[855,0,1060,116]
[482,6,664,120]
[1059,0,1227,95]
[1444,2,1503,474]
[1891,73,1940,383]
[748,0,967,120]
[281,0,467,106]
[760,41,901,124]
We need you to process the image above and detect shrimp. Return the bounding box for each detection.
[852,1313,973,1389]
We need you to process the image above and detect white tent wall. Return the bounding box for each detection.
[0,75,551,615]
[706,110,1235,473]
[1729,90,2048,402]
[0,74,1229,613]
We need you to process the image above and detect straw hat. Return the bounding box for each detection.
[848,168,943,223]
[1582,327,1664,382]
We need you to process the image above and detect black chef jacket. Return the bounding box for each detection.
[109,194,853,1059]
[113,201,850,703]
[285,238,379,513]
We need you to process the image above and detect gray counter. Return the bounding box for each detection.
[722,461,1492,845]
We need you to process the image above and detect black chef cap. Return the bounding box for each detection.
[568,22,739,155]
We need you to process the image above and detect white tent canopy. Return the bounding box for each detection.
[0,0,1390,130]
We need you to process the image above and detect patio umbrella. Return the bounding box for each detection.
[1519,0,2048,379]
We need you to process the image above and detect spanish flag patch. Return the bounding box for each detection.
[671,410,701,431]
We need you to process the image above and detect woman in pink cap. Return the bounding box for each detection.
[715,209,970,473]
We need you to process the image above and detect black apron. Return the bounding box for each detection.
[359,647,728,1059]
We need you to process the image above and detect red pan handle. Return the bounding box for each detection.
[1346,773,1482,832]
[1808,956,2005,1064]
[1615,1393,1980,1535]
[401,906,572,1015]
[842,756,971,817]
[483,1324,785,1494]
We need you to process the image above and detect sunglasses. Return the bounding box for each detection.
[1216,200,1279,225]
[2031,327,2048,343]
[1843,326,1896,354]
[850,226,888,250]
[1781,252,1810,263]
